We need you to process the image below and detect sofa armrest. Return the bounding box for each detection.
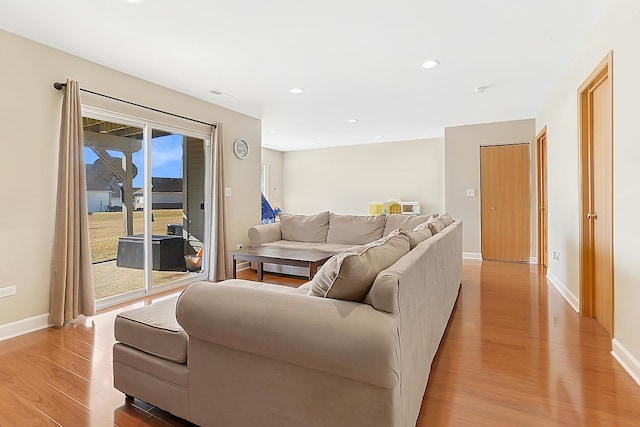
[176,281,400,389]
[248,222,282,246]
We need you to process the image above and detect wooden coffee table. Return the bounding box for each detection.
[229,246,337,281]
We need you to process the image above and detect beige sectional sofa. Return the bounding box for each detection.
[248,212,441,276]
[112,213,462,427]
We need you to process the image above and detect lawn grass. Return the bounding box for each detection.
[88,209,183,263]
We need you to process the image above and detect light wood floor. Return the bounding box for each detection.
[0,260,639,426]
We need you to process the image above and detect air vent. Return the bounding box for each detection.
[209,88,233,98]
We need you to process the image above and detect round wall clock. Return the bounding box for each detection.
[233,138,249,159]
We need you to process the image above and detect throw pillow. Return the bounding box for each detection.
[307,231,410,302]
[326,213,386,245]
[403,226,433,249]
[414,214,437,232]
[427,217,446,234]
[440,212,454,227]
[279,211,330,243]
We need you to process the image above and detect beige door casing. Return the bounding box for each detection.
[578,51,614,336]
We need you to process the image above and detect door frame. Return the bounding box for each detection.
[577,51,614,329]
[83,106,212,310]
[536,127,548,268]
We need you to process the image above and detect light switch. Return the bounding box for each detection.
[466,189,476,197]
[225,187,232,197]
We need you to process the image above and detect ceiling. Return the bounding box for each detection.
[1,0,611,151]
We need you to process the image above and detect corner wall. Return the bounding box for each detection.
[444,119,536,256]
[0,30,261,327]
[536,0,640,378]
[282,138,445,215]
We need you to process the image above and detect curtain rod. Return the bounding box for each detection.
[53,82,216,128]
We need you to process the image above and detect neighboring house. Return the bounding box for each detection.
[85,163,122,213]
[133,177,183,210]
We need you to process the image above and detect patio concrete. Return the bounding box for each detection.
[92,260,197,300]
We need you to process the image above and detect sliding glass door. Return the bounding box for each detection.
[82,109,210,305]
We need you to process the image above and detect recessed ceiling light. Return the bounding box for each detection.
[289,87,304,94]
[347,119,358,123]
[268,129,278,133]
[122,0,143,3]
[421,59,440,69]
[375,135,384,139]
[474,86,489,94]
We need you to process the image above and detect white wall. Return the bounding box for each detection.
[444,119,536,256]
[282,138,445,215]
[0,30,261,327]
[261,148,284,210]
[536,0,640,371]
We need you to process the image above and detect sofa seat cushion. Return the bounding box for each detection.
[261,241,358,254]
[218,279,310,296]
[316,242,361,253]
[261,240,325,251]
[327,213,386,245]
[307,231,410,302]
[114,296,188,364]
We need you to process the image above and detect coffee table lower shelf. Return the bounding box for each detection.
[229,247,337,281]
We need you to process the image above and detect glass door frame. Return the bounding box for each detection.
[83,106,212,310]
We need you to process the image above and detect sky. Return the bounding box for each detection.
[84,134,183,187]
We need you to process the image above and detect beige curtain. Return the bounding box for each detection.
[49,80,95,327]
[208,123,228,281]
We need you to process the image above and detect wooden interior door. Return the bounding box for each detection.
[536,128,548,268]
[579,52,614,336]
[480,144,531,262]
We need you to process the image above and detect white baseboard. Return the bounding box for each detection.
[612,339,640,387]
[0,313,51,342]
[530,257,538,264]
[546,270,579,313]
[462,252,482,260]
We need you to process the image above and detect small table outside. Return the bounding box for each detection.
[229,247,337,281]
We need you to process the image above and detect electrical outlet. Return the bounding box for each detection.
[225,187,232,197]
[236,243,243,249]
[0,286,16,298]
[552,251,560,260]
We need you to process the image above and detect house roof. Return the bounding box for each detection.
[133,177,183,195]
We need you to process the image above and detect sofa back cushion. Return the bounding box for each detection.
[279,211,330,243]
[307,232,410,302]
[326,213,386,245]
[383,214,431,237]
